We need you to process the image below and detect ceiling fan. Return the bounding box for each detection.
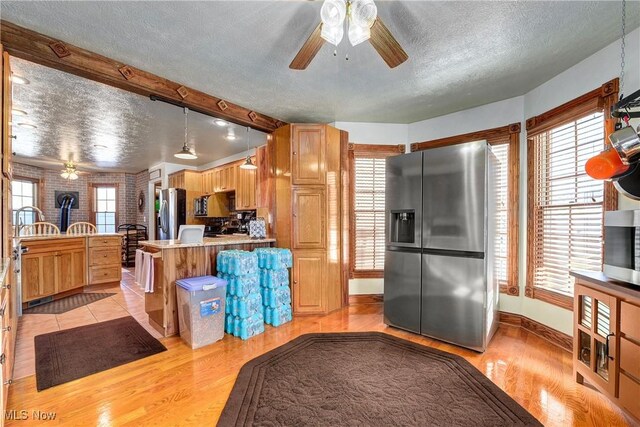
[290,0,408,70]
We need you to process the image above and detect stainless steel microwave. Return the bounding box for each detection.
[604,210,640,286]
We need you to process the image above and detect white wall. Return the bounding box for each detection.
[332,122,410,295]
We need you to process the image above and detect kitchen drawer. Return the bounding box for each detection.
[620,337,640,381]
[22,238,85,253]
[619,373,640,420]
[620,301,640,342]
[89,266,121,284]
[89,248,121,267]
[88,236,121,248]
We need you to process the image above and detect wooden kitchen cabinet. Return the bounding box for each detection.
[292,250,326,314]
[270,124,346,315]
[214,164,236,193]
[572,272,640,422]
[292,125,325,185]
[236,158,257,210]
[202,169,216,194]
[88,236,122,285]
[2,51,12,180]
[21,238,87,303]
[168,170,203,224]
[292,187,325,249]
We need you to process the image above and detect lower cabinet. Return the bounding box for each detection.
[573,276,640,422]
[88,236,122,285]
[292,250,326,314]
[22,239,87,303]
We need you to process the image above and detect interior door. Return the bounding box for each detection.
[421,252,486,351]
[422,141,486,253]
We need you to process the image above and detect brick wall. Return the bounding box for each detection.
[135,170,149,226]
[13,163,141,229]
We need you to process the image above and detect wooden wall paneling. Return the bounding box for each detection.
[340,130,350,307]
[325,125,342,312]
[0,21,285,133]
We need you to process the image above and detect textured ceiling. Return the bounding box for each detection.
[2,1,638,124]
[11,58,268,174]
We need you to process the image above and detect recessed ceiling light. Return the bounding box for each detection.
[214,119,227,127]
[12,109,27,116]
[226,133,237,141]
[17,123,37,129]
[11,75,30,85]
[93,144,108,149]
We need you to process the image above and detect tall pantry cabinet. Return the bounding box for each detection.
[270,124,347,315]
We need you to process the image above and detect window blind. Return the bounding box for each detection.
[531,112,605,295]
[353,157,386,272]
[492,144,509,286]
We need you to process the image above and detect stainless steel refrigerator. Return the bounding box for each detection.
[383,140,498,352]
[158,188,187,240]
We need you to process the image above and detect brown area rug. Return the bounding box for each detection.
[218,333,542,426]
[35,316,166,391]
[24,292,115,314]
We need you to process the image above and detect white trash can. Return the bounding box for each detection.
[176,275,227,349]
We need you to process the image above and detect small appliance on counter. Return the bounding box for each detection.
[603,209,640,286]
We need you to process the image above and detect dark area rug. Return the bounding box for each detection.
[24,292,115,314]
[35,316,166,391]
[218,332,542,427]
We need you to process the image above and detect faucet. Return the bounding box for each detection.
[14,206,45,237]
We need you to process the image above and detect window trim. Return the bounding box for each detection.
[525,78,619,310]
[11,175,42,224]
[349,143,405,279]
[411,122,521,296]
[89,183,119,232]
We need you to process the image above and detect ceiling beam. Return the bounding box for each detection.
[0,20,286,133]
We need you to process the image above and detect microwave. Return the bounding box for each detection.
[603,210,640,286]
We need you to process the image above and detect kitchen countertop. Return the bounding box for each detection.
[571,270,640,300]
[14,233,122,245]
[140,235,276,249]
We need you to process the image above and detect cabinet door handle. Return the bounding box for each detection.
[605,333,614,360]
[293,280,298,285]
[2,326,10,332]
[0,354,6,365]
[293,151,297,155]
[4,379,12,386]
[1,284,10,290]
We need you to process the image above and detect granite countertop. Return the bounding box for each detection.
[14,233,122,245]
[140,235,276,249]
[571,270,640,300]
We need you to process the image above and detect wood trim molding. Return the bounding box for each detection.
[409,123,521,296]
[409,122,521,153]
[525,78,618,136]
[525,79,619,307]
[499,311,572,352]
[352,270,384,279]
[0,20,285,133]
[349,293,383,305]
[348,143,405,156]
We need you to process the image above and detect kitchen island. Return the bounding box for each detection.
[139,236,275,337]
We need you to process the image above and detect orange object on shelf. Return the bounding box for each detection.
[585,148,630,180]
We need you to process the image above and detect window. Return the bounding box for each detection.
[349,144,405,278]
[492,144,509,288]
[411,123,521,295]
[526,78,619,309]
[11,178,38,226]
[93,185,118,233]
[529,113,605,298]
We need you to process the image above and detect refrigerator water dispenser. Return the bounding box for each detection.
[389,210,415,244]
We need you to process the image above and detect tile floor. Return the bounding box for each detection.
[13,267,160,379]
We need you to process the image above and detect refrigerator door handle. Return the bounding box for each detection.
[159,200,168,233]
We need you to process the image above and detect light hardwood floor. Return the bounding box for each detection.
[8,294,635,426]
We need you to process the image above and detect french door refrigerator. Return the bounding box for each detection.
[158,188,186,240]
[383,140,498,352]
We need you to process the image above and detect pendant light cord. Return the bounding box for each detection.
[620,0,626,97]
[184,107,189,148]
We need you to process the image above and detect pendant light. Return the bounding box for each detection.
[174,107,198,160]
[240,127,257,170]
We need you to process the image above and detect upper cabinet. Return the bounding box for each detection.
[292,125,326,185]
[2,51,12,180]
[236,158,257,211]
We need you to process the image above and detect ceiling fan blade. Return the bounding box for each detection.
[369,18,408,68]
[290,23,325,70]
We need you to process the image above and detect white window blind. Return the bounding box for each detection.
[531,112,605,295]
[353,157,386,271]
[492,144,509,287]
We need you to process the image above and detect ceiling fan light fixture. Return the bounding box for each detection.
[321,0,346,27]
[348,22,371,46]
[321,23,344,46]
[61,161,79,180]
[350,0,377,28]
